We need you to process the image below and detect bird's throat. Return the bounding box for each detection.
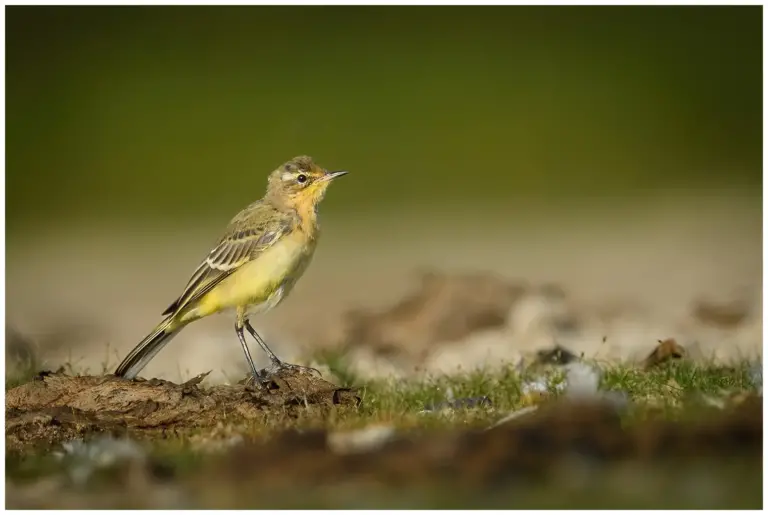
[294,200,321,235]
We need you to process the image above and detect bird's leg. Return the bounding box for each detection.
[243,319,320,377]
[235,319,264,382]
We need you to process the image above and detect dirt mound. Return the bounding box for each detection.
[334,271,527,361]
[6,369,360,452]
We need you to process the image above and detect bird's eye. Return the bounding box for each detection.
[296,174,308,184]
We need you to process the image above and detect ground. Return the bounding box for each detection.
[5,354,762,509]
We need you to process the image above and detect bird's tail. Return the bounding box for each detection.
[115,317,182,380]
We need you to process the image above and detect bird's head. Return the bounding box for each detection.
[267,156,348,210]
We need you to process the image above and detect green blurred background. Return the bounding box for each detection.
[4,4,763,386]
[6,5,762,234]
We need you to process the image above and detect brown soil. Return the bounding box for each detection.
[5,369,360,452]
[335,270,528,361]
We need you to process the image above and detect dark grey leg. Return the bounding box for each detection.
[235,319,262,380]
[243,319,281,365]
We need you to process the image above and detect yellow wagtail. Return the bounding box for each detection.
[114,156,349,382]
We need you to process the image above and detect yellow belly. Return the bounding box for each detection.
[188,231,316,320]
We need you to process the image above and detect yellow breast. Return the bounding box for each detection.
[194,229,317,318]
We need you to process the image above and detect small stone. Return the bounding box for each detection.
[643,338,686,369]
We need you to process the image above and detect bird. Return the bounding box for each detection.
[114,155,349,383]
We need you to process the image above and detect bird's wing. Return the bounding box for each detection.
[162,202,292,316]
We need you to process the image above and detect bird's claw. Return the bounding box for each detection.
[267,360,322,378]
[243,372,269,391]
[244,361,322,391]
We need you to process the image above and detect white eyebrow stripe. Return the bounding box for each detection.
[281,172,294,181]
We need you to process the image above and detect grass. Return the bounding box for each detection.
[6,353,759,429]
[314,357,758,429]
[5,356,41,391]
[7,355,759,440]
[5,355,762,508]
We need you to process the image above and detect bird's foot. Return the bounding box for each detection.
[265,359,322,378]
[243,361,321,390]
[243,370,270,390]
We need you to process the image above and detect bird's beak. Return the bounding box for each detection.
[321,170,349,182]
